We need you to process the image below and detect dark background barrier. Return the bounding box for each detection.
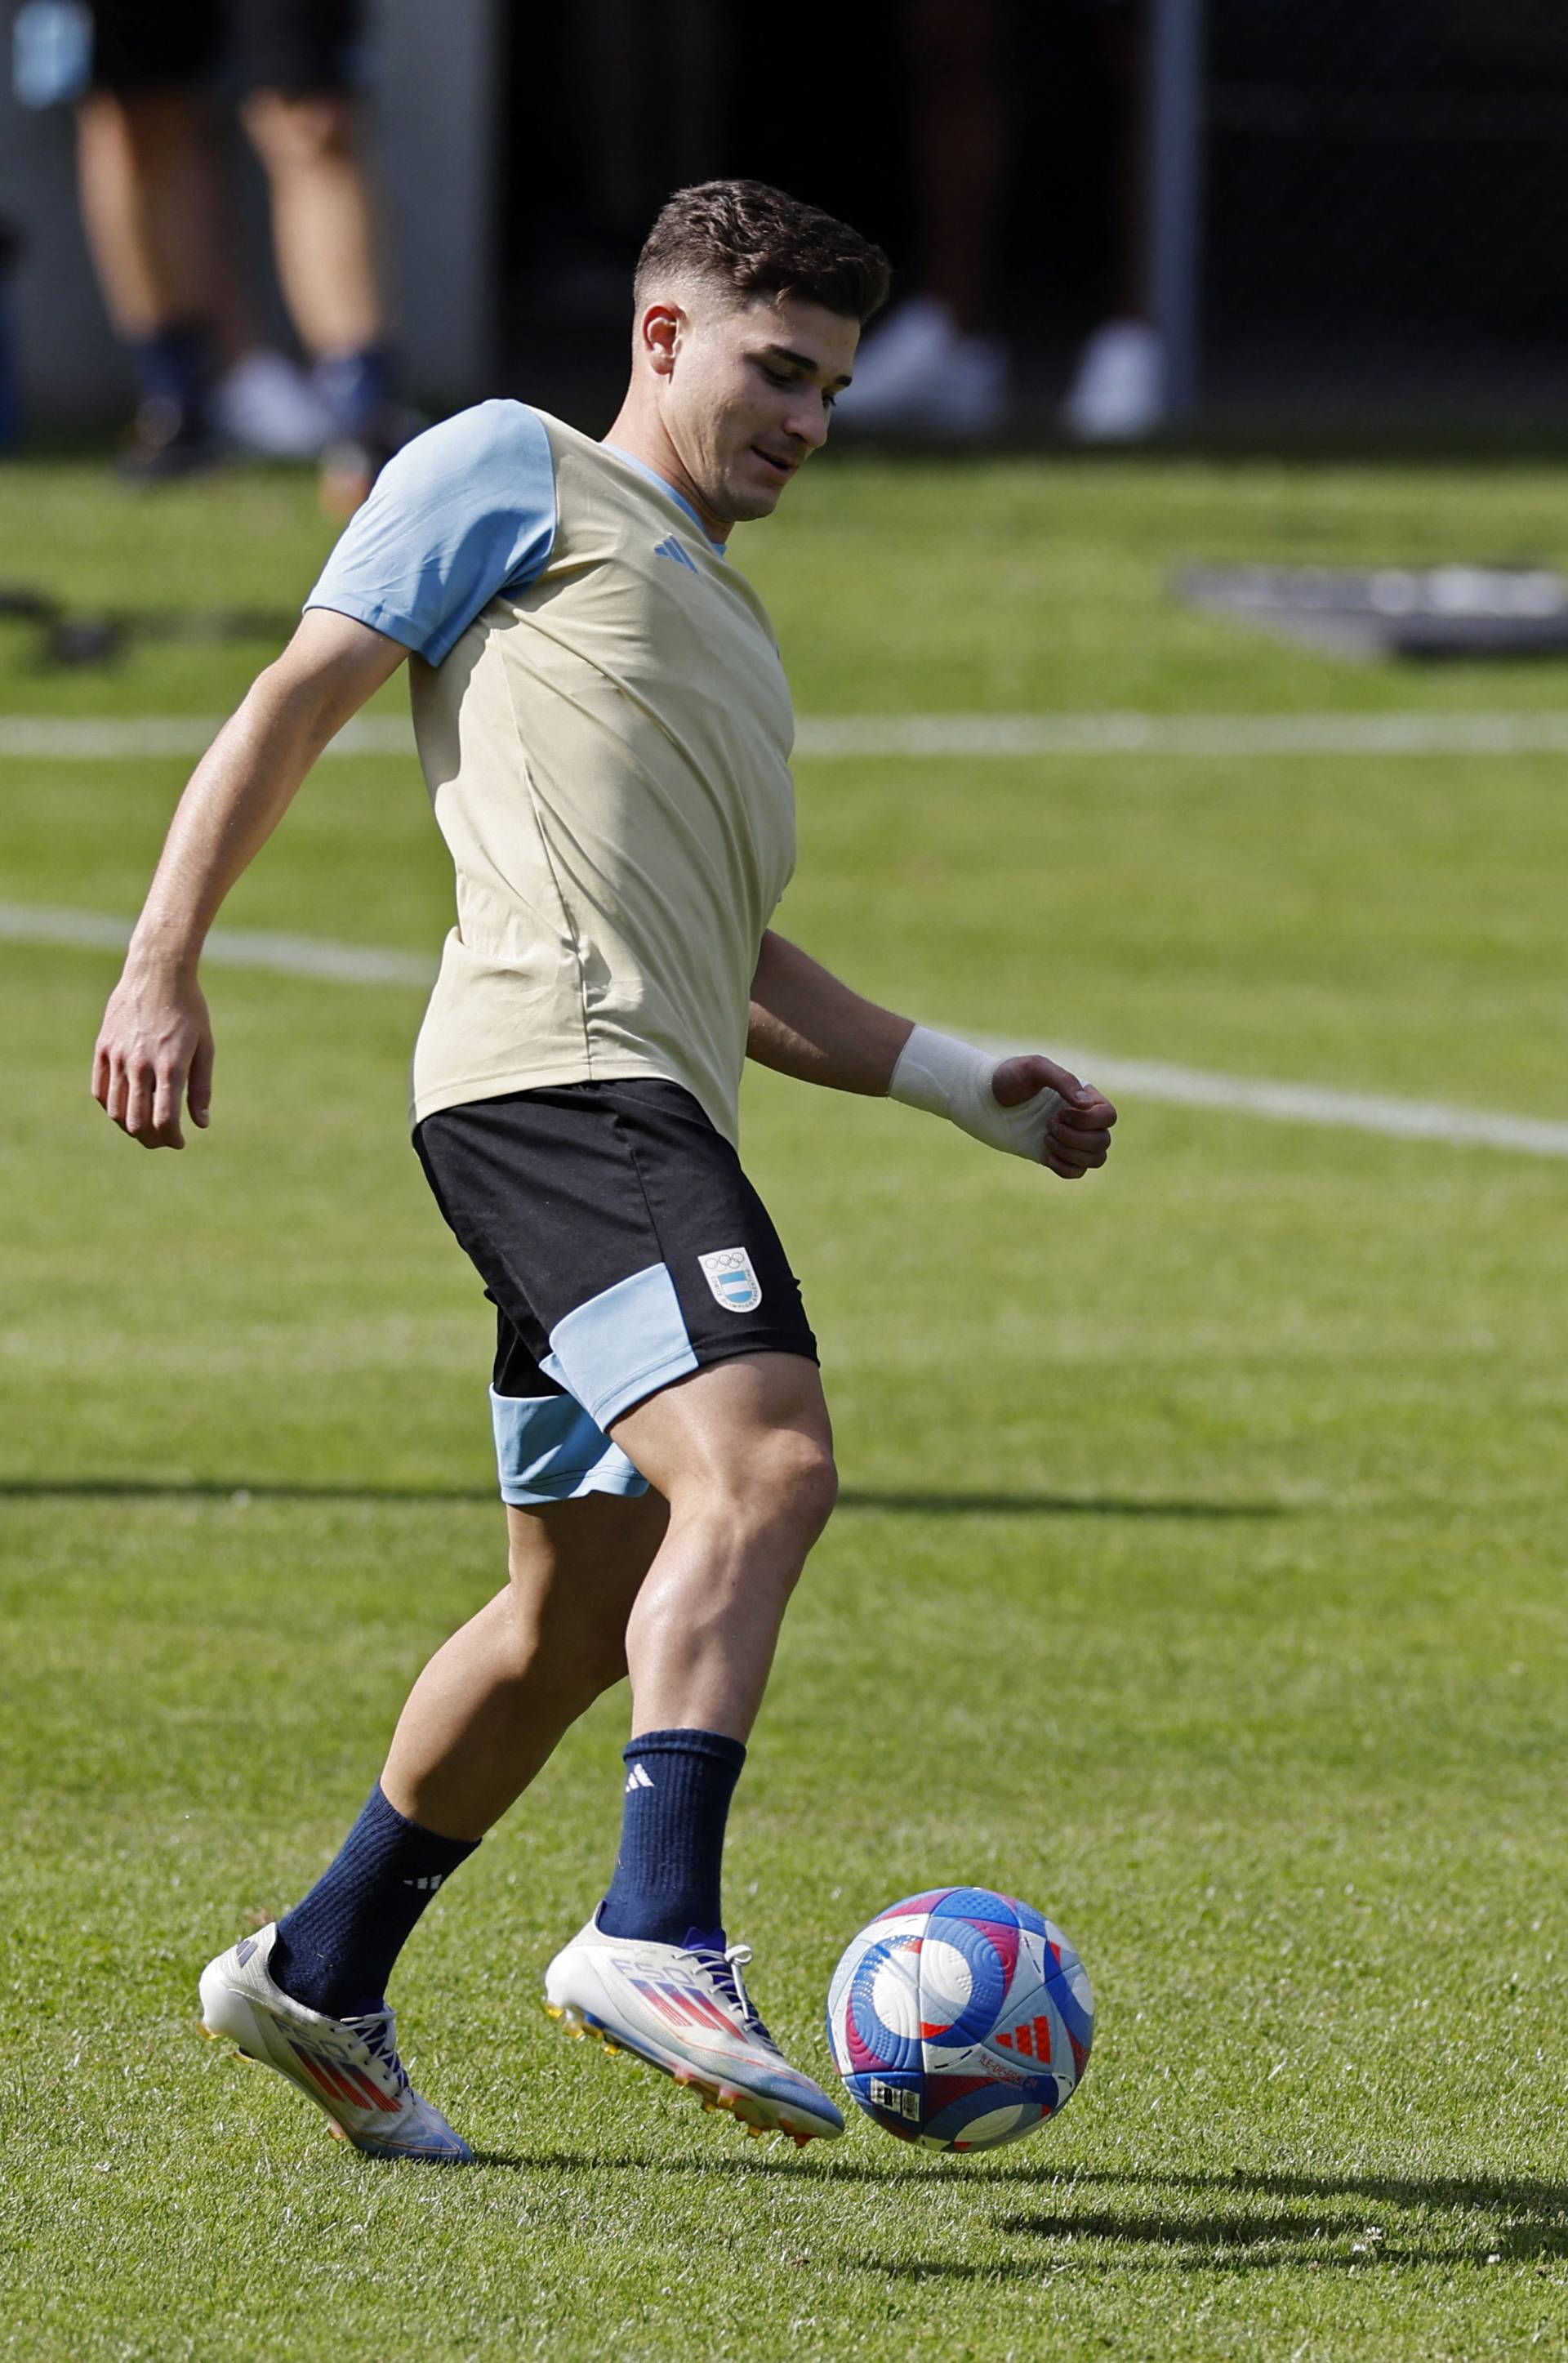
[7,0,1568,436]
[1204,0,1568,422]
[495,0,1568,435]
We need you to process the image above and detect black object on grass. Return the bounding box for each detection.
[0,586,296,668]
[1175,564,1568,660]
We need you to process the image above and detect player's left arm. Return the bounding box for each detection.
[746,930,1116,1181]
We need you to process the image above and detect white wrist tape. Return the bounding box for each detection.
[888,1025,1066,1162]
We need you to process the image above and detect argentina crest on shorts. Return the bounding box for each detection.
[697,1246,763,1313]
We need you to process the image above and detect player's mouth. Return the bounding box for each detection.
[751,445,797,480]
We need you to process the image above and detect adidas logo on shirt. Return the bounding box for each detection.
[653,534,699,573]
[624,1763,656,1792]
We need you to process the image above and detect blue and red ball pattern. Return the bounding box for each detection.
[826,1887,1094,2151]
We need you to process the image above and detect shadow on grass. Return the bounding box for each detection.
[846,1491,1284,1521]
[881,2160,1568,2275]
[466,2150,1568,2272]
[0,1477,1286,1521]
[1089,2164,1568,2223]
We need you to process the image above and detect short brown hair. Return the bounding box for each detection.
[635,179,891,325]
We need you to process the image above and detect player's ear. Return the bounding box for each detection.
[639,301,682,377]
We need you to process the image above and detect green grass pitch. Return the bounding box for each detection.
[2,447,1566,2360]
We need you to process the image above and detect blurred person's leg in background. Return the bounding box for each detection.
[842,0,1011,438]
[233,0,408,510]
[1059,0,1167,444]
[67,0,400,496]
[73,2,229,477]
[72,0,330,476]
[843,0,1167,444]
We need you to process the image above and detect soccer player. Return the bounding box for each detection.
[91,181,1117,2160]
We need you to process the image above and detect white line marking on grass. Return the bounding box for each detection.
[0,902,430,986]
[0,716,413,760]
[794,712,1568,759]
[7,899,1567,1159]
[983,1041,1568,1160]
[10,711,1568,761]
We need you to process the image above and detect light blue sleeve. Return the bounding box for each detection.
[304,400,558,665]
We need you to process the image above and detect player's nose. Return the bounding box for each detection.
[787,395,831,451]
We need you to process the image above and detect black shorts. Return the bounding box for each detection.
[86,0,363,98]
[414,1080,817,1507]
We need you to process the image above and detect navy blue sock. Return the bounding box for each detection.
[129,319,215,417]
[598,1728,747,1947]
[270,1784,477,2017]
[314,344,393,436]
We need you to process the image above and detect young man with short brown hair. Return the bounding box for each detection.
[93,180,1116,2159]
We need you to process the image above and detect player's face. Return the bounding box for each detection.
[666,293,860,526]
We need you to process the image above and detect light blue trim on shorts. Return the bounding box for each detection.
[543,1261,698,1432]
[489,1388,650,1506]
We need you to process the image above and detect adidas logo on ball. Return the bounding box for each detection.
[826,1886,1094,2153]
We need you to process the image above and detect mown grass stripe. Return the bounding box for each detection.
[795,712,1568,758]
[10,712,1568,760]
[8,900,1566,1158]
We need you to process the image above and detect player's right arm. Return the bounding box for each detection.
[94,403,560,1153]
[91,610,406,1150]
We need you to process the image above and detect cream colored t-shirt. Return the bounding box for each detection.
[305,400,795,1144]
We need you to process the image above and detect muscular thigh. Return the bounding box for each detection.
[609,1351,834,1506]
[505,1488,670,1683]
[506,1488,670,1598]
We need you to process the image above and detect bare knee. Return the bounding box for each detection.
[501,1491,666,1704]
[243,89,358,175]
[765,1431,839,1540]
[553,1617,629,1707]
[684,1430,839,1555]
[498,1564,629,1707]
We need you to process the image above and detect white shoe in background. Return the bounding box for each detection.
[843,294,1009,439]
[216,350,333,460]
[1061,318,1168,443]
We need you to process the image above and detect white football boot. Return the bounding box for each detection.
[198,1922,472,2160]
[544,1911,844,2147]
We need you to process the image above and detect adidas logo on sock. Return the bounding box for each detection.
[401,1873,445,1892]
[624,1763,656,1793]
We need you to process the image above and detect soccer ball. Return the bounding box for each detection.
[826,1886,1094,2151]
